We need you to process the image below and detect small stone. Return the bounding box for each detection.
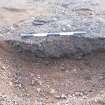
[52,17,58,21]
[73,91,87,98]
[31,78,42,86]
[62,27,66,31]
[68,94,73,98]
[61,94,67,99]
[32,19,48,26]
[60,64,66,71]
[44,61,50,65]
[82,95,88,99]
[9,82,13,86]
[75,91,83,96]
[37,88,41,93]
[55,94,67,99]
[30,73,34,77]
[10,26,15,31]
[65,70,69,73]
[31,16,35,20]
[31,79,35,85]
[17,83,22,88]
[73,69,77,73]
[38,80,42,86]
[60,66,65,71]
[50,89,56,94]
[67,24,71,28]
[37,75,41,79]
[1,66,6,70]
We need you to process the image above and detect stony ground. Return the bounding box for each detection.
[0,0,105,105]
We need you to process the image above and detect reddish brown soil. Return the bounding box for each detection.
[0,41,105,105]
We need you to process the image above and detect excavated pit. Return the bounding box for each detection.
[0,41,105,105]
[0,0,105,105]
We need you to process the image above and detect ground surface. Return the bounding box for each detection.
[0,0,105,105]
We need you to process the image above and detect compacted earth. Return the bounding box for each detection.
[0,0,105,105]
[0,41,105,105]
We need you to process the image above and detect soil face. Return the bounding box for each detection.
[0,42,105,105]
[0,0,105,105]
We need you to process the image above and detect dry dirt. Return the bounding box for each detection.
[0,0,105,105]
[0,41,105,105]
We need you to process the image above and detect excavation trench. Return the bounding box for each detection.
[0,40,105,105]
[0,0,105,104]
[0,16,105,104]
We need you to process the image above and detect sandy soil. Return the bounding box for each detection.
[0,0,105,25]
[0,0,105,105]
[0,42,105,105]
